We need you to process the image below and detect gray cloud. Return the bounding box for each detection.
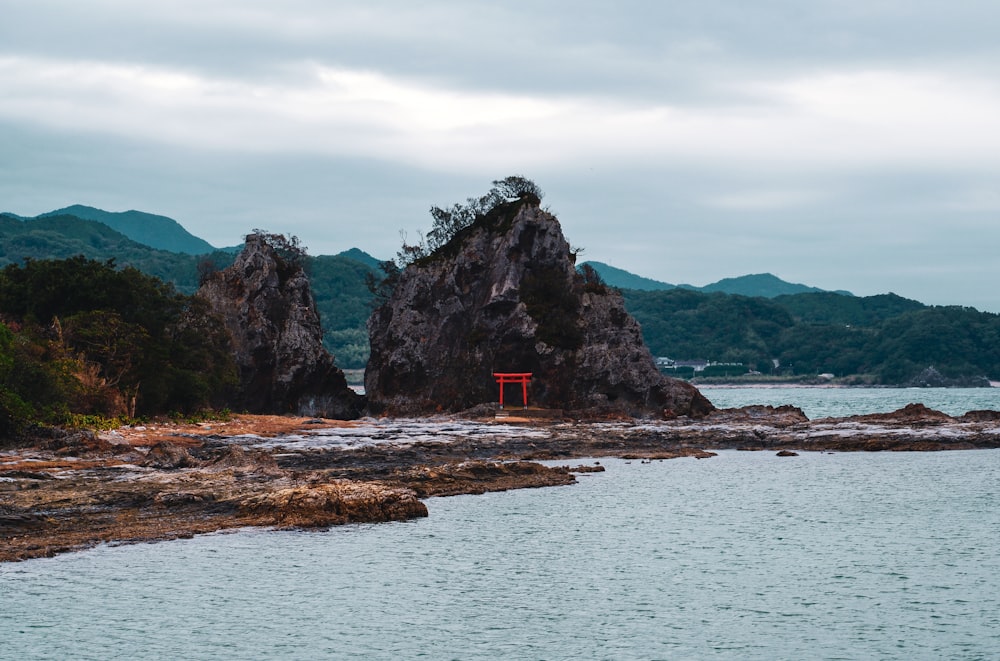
[2,0,1000,311]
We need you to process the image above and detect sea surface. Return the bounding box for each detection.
[698,385,1000,419]
[2,389,999,660]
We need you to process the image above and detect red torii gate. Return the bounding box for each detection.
[493,372,532,409]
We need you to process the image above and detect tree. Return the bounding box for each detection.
[414,175,544,266]
[247,230,308,277]
[492,175,544,201]
[0,257,238,419]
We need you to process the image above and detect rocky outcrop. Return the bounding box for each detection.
[366,197,713,417]
[708,404,809,427]
[904,366,990,388]
[390,461,576,497]
[239,482,428,527]
[833,402,954,426]
[198,234,361,419]
[142,442,197,469]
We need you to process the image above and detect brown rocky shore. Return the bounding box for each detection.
[3,403,1000,563]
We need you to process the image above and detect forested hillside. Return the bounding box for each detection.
[3,208,998,384]
[0,258,236,438]
[0,214,233,292]
[623,288,1000,384]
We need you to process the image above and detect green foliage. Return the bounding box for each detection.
[396,175,544,267]
[772,291,925,326]
[35,205,217,254]
[0,387,33,440]
[63,413,130,431]
[0,257,186,350]
[309,254,384,369]
[0,258,237,431]
[624,287,1000,383]
[492,175,544,201]
[623,289,792,371]
[579,263,610,295]
[870,307,1000,383]
[11,205,999,388]
[248,230,307,278]
[365,260,399,309]
[324,328,370,369]
[578,261,674,291]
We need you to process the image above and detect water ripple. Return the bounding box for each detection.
[2,451,998,660]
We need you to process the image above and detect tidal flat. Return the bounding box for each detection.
[4,401,1000,563]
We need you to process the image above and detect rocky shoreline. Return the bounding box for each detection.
[3,403,1000,562]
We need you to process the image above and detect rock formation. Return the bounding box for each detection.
[904,366,990,388]
[366,196,713,417]
[197,233,361,419]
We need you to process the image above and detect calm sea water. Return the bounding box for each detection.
[698,385,1000,419]
[2,389,999,660]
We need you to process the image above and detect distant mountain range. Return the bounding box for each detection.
[580,261,854,298]
[1,206,848,299]
[26,205,221,255]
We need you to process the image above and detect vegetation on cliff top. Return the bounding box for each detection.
[393,175,544,268]
[368,175,548,322]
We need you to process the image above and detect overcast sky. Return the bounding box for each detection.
[3,1,1000,310]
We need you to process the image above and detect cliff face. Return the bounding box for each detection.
[366,198,713,417]
[197,234,361,419]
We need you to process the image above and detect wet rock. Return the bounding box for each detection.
[0,470,55,480]
[708,404,809,427]
[391,460,576,497]
[905,366,990,388]
[41,429,112,454]
[958,409,1000,422]
[566,464,606,473]
[207,445,282,474]
[239,482,427,527]
[0,511,52,531]
[198,233,362,419]
[776,449,799,457]
[841,403,954,426]
[153,492,210,507]
[366,197,712,418]
[142,442,198,469]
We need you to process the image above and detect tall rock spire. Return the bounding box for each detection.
[198,232,361,419]
[366,197,713,418]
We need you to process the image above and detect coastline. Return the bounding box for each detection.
[4,406,1000,563]
[697,383,849,389]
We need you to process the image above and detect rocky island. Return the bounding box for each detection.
[367,185,711,418]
